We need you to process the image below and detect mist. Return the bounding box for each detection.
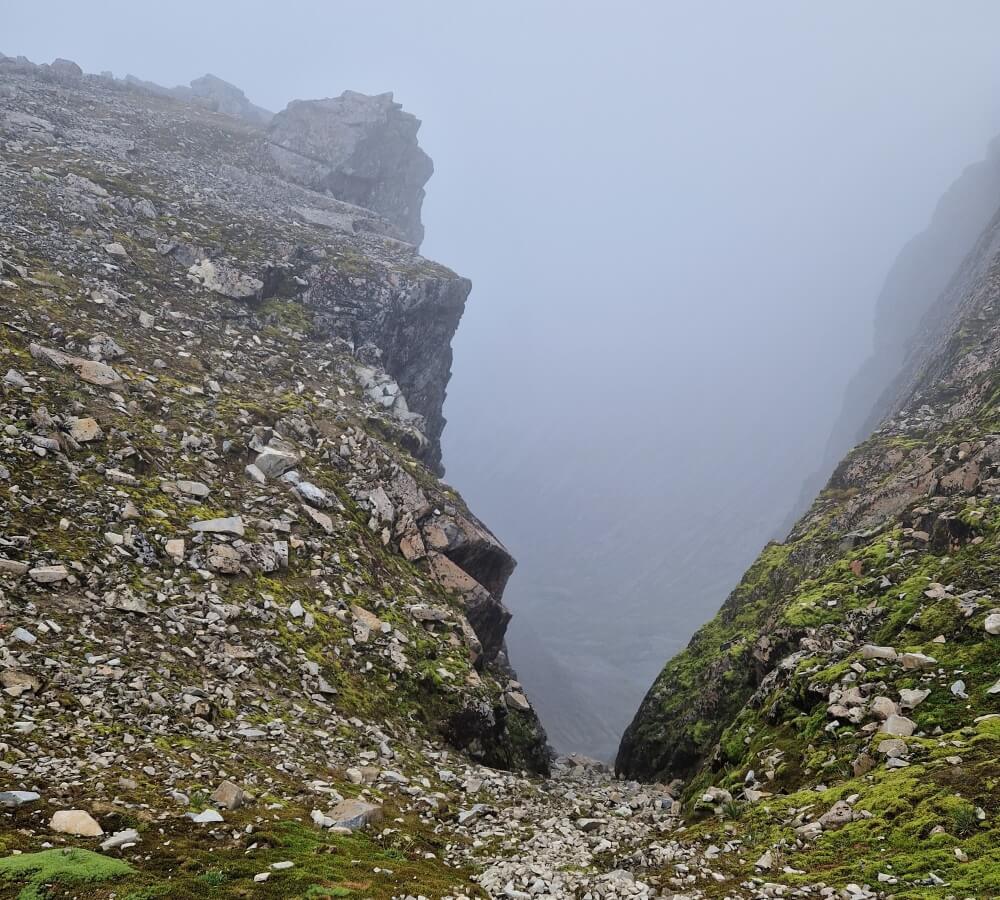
[11,1,1000,759]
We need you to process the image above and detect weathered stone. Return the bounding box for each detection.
[881,714,916,737]
[0,791,40,808]
[0,558,29,576]
[254,446,299,478]
[67,416,102,442]
[869,696,898,720]
[28,564,69,583]
[302,504,334,534]
[190,516,244,536]
[207,543,242,574]
[860,644,897,661]
[188,258,262,299]
[900,652,937,669]
[325,798,382,831]
[165,538,185,561]
[1,670,41,696]
[175,479,211,498]
[818,800,854,830]
[506,689,531,712]
[899,688,930,709]
[210,780,247,810]
[50,809,103,836]
[101,828,141,850]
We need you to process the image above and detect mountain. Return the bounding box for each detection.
[3,49,1000,900]
[618,134,1000,892]
[0,53,563,897]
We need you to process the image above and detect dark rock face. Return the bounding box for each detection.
[305,261,470,474]
[267,91,432,246]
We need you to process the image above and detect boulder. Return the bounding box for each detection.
[68,417,103,442]
[818,800,854,830]
[860,644,897,661]
[254,445,299,478]
[50,809,103,836]
[881,714,916,737]
[207,543,242,574]
[28,564,69,583]
[210,780,247,810]
[900,652,937,669]
[869,696,898,720]
[325,798,382,831]
[189,73,272,125]
[188,258,262,300]
[898,688,930,709]
[190,516,244,536]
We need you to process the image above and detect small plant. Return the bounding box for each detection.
[951,803,981,837]
[198,869,228,887]
[721,799,746,820]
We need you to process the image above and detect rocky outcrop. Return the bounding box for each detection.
[266,91,432,246]
[119,72,272,125]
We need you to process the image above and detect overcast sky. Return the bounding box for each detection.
[8,1,1000,757]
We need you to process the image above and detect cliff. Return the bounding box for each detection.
[618,134,1000,891]
[780,137,1000,535]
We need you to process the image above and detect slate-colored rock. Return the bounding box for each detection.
[267,91,432,245]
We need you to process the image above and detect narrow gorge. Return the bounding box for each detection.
[0,51,999,900]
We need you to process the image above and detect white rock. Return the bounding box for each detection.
[101,828,141,850]
[50,809,103,836]
[900,652,937,669]
[860,644,897,661]
[190,516,244,536]
[187,809,224,823]
[899,688,930,709]
[881,714,916,737]
[28,564,69,583]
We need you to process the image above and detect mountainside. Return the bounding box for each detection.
[0,54,569,898]
[780,137,1000,537]
[618,139,1000,891]
[4,50,1000,900]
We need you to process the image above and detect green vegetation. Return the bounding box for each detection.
[0,849,133,900]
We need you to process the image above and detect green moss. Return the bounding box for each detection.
[0,849,134,900]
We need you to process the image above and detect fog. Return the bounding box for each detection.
[10,1,1000,759]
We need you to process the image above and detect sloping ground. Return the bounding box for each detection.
[0,58,561,898]
[618,160,1000,892]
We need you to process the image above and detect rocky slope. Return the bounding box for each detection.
[4,50,1000,900]
[781,136,1000,536]
[0,53,573,898]
[618,131,1000,893]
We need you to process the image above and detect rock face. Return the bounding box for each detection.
[618,128,1000,802]
[266,91,432,246]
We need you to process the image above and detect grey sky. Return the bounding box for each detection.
[9,1,1000,757]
